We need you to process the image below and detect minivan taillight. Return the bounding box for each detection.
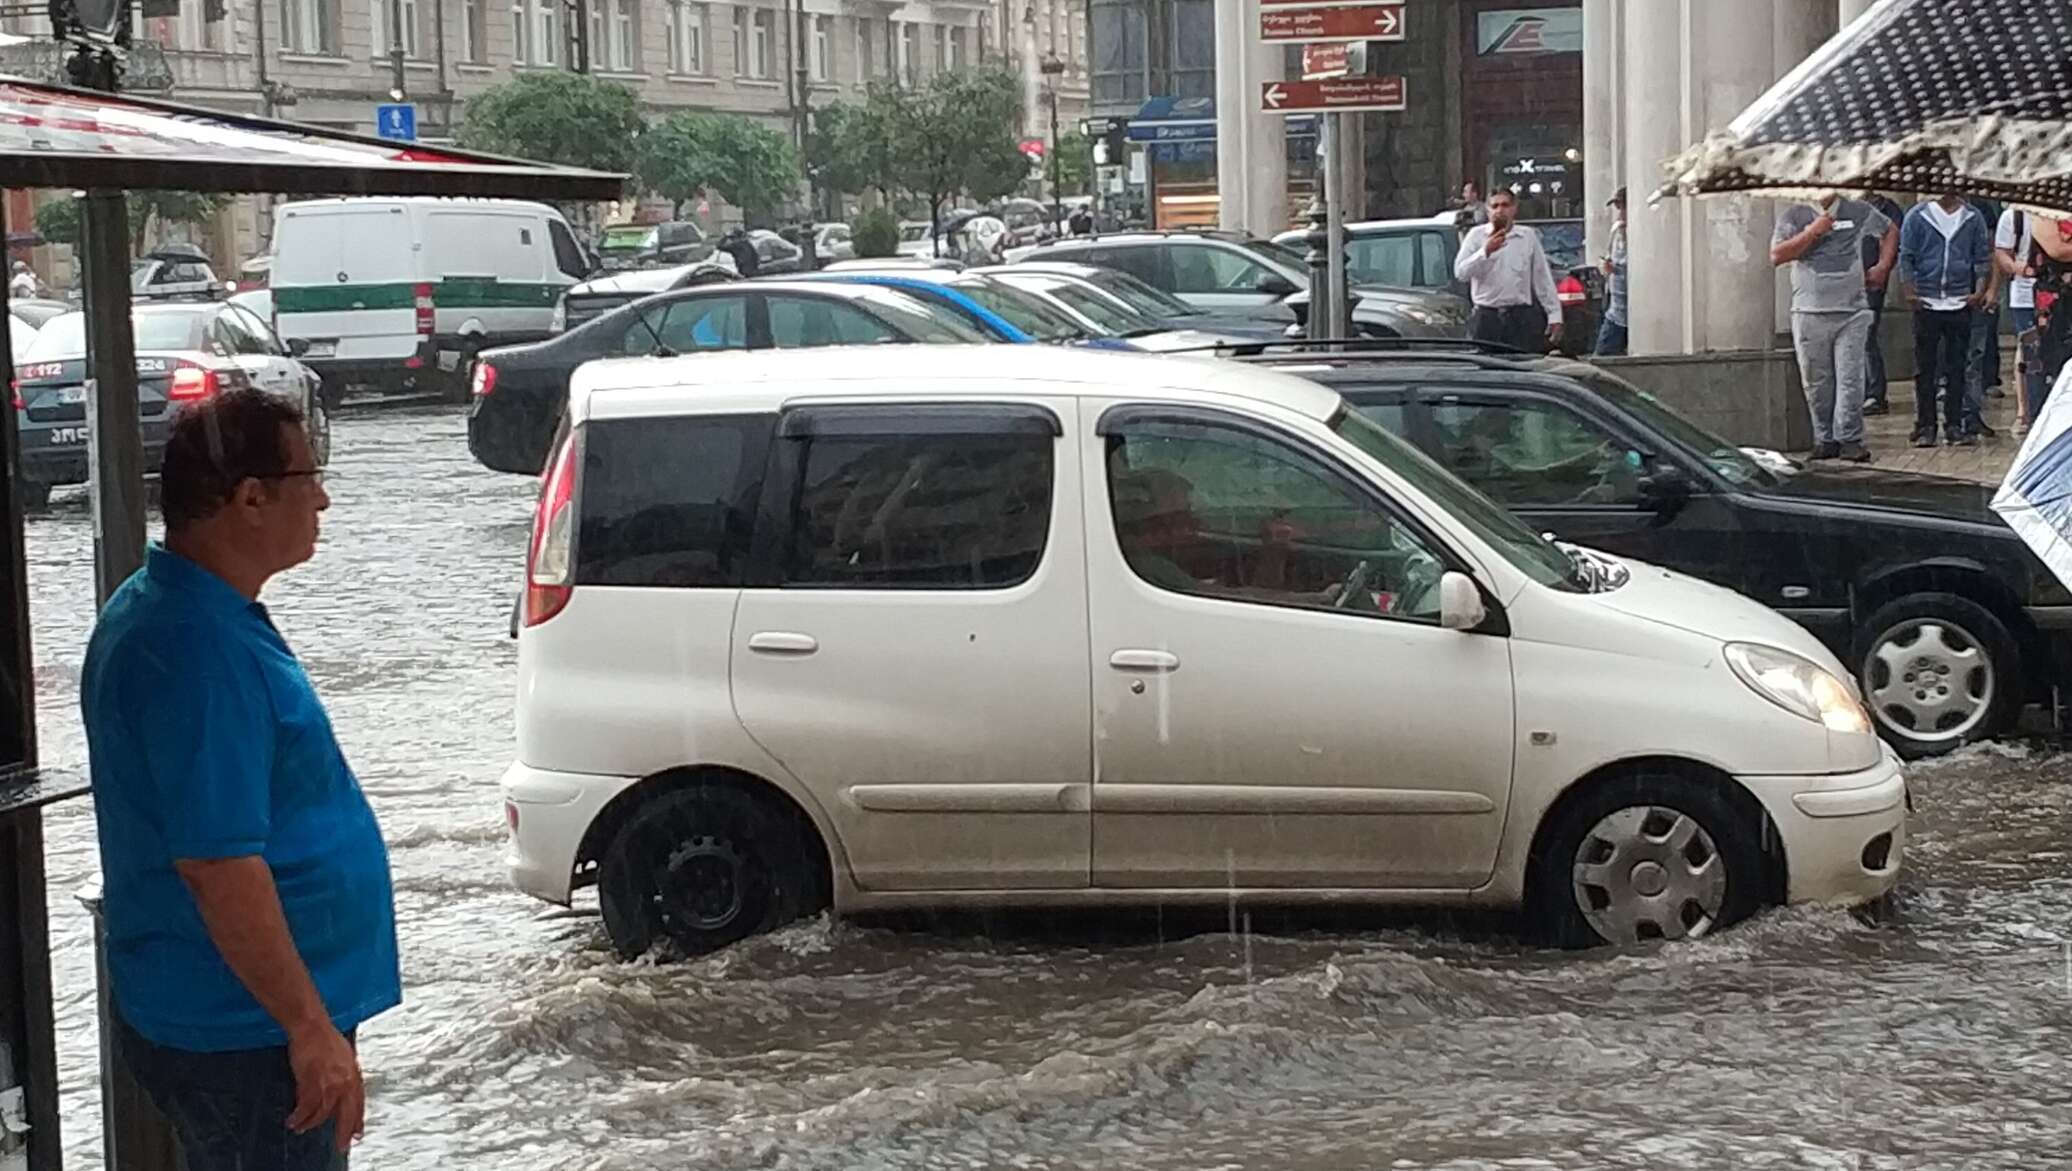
[524,429,580,627]
[471,360,498,397]
[168,363,220,401]
[414,281,436,335]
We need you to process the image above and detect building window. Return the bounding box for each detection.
[948,25,966,71]
[898,20,917,84]
[855,17,875,77]
[171,2,222,50]
[588,0,636,70]
[736,6,772,78]
[534,0,560,64]
[668,0,705,73]
[931,23,947,73]
[279,0,337,53]
[460,0,487,61]
[371,0,422,58]
[810,14,832,82]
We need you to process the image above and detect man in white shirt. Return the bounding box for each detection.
[1452,189,1562,354]
[1999,207,2044,435]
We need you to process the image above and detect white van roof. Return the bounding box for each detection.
[276,196,563,218]
[569,346,1346,426]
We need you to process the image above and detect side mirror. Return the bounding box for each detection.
[1257,272,1299,297]
[285,337,312,358]
[1637,464,1694,511]
[1438,571,1488,631]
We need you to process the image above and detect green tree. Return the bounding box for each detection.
[1051,129,1094,198]
[892,69,1029,236]
[34,190,232,255]
[637,111,802,224]
[456,71,642,179]
[807,96,900,203]
[852,207,900,258]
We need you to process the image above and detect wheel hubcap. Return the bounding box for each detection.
[658,835,747,933]
[1864,619,1993,744]
[1572,806,1727,944]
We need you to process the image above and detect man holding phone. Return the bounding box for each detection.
[1772,191,1896,462]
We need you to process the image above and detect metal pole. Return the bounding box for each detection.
[1303,117,1330,343]
[1324,110,1347,345]
[386,0,406,96]
[1048,85,1061,231]
[82,193,145,605]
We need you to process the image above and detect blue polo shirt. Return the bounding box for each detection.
[82,545,400,1053]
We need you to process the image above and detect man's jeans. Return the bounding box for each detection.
[1966,306,2002,430]
[1914,306,1974,438]
[2014,306,2046,418]
[1864,283,1889,405]
[1791,310,1873,446]
[1595,316,1628,357]
[115,1010,350,1171]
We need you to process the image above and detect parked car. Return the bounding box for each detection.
[502,344,1905,959]
[1020,230,1468,340]
[1245,345,2069,755]
[271,197,591,400]
[822,256,964,273]
[8,320,34,364]
[814,223,856,262]
[550,256,740,334]
[130,244,222,301]
[991,261,1285,340]
[746,229,805,275]
[895,221,939,258]
[798,270,1070,344]
[597,220,712,271]
[8,298,71,331]
[465,280,993,476]
[12,301,329,509]
[977,266,1276,353]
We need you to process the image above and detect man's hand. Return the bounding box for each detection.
[1866,262,1891,291]
[1546,320,1565,343]
[1484,229,1509,257]
[285,1020,364,1152]
[1968,288,1992,310]
[1809,211,1837,239]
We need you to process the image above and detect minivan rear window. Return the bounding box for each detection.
[576,415,772,587]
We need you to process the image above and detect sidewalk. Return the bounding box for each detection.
[1857,377,2019,487]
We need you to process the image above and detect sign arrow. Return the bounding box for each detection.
[1259,2,1408,45]
[1258,76,1408,114]
[1263,83,1288,110]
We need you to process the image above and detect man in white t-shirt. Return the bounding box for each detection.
[1999,207,2044,435]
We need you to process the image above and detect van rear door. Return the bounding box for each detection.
[273,203,417,364]
[424,206,563,349]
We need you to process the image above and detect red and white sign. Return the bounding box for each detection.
[1260,2,1403,43]
[1302,43,1350,80]
[1260,76,1407,114]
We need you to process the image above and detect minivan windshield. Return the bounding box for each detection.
[1329,404,1589,592]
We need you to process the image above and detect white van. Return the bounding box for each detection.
[270,197,593,400]
[501,346,1907,956]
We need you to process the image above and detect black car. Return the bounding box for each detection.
[596,220,712,271]
[466,280,993,475]
[1245,346,2071,756]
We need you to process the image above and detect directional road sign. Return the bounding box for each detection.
[1302,43,1351,79]
[375,103,417,142]
[1260,2,1404,43]
[1260,76,1408,114]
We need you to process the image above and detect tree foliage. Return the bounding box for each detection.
[637,112,803,224]
[852,207,901,258]
[1051,129,1094,198]
[34,190,232,254]
[806,96,900,202]
[812,69,1028,235]
[457,71,643,180]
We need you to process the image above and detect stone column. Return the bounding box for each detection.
[1686,0,1780,353]
[1582,0,1624,267]
[1214,0,1250,230]
[1621,0,1687,354]
[1837,0,1875,29]
[1244,19,1288,235]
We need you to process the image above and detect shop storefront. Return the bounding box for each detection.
[1459,2,1586,221]
[1127,96,1320,230]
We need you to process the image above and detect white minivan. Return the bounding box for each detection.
[270,197,592,401]
[501,347,1906,955]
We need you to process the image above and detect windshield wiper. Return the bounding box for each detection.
[635,316,677,357]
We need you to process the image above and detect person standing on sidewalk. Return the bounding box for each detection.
[1771,192,1894,461]
[1455,188,1563,354]
[1963,195,2006,436]
[1595,187,1629,357]
[81,390,398,1170]
[1998,206,2044,436]
[1859,193,1904,415]
[1899,193,1993,447]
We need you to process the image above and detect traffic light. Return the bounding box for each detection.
[1102,120,1128,167]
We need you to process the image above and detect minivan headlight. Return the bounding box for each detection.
[1724,643,1870,735]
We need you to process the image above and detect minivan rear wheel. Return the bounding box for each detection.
[598,785,821,958]
[1527,771,1767,948]
[1854,592,2018,758]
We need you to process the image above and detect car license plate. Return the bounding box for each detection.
[56,386,85,404]
[50,426,88,445]
[305,341,336,358]
[437,349,461,372]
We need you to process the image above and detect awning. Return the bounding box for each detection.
[1663,0,2072,212]
[1126,96,1319,143]
[0,76,625,199]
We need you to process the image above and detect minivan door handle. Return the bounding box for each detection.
[748,632,819,655]
[1109,649,1180,673]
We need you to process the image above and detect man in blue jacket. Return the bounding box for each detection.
[1900,193,1994,447]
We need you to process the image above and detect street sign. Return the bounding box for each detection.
[1303,43,1350,79]
[1261,2,1404,43]
[375,103,416,142]
[1260,76,1407,114]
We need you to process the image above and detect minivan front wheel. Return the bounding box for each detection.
[1855,593,2018,757]
[598,785,821,958]
[1528,772,1767,948]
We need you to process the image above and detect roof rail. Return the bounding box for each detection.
[1166,337,1538,359]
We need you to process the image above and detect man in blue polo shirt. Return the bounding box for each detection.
[82,389,397,1169]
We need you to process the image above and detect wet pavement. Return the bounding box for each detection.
[27,406,2072,1170]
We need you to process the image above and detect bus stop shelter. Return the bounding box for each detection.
[0,75,622,1170]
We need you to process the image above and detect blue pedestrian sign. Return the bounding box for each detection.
[375,103,417,143]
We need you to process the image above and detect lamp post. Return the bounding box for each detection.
[1040,52,1064,230]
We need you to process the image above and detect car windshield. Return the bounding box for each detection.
[849,287,996,343]
[1241,238,1309,277]
[1329,404,1589,592]
[943,277,1087,341]
[22,311,204,360]
[1015,277,1152,335]
[1560,363,1779,488]
[900,223,931,242]
[601,226,657,253]
[1075,269,1197,319]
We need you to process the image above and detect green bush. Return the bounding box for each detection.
[852,207,901,259]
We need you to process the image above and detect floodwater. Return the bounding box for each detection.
[27,407,2072,1170]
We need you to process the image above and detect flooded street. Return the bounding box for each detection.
[28,407,2072,1170]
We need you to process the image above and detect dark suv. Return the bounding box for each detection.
[1246,346,2071,756]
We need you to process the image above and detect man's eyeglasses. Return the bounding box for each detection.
[255,469,325,487]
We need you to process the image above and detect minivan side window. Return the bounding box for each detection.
[548,220,590,280]
[783,414,1054,589]
[1105,419,1447,622]
[1427,396,1646,507]
[576,415,773,586]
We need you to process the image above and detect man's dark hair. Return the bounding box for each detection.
[160,388,304,529]
[1488,189,1518,206]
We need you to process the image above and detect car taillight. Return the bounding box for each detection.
[1558,275,1587,306]
[471,360,498,397]
[168,363,220,401]
[414,282,436,335]
[524,428,580,628]
[10,378,21,411]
